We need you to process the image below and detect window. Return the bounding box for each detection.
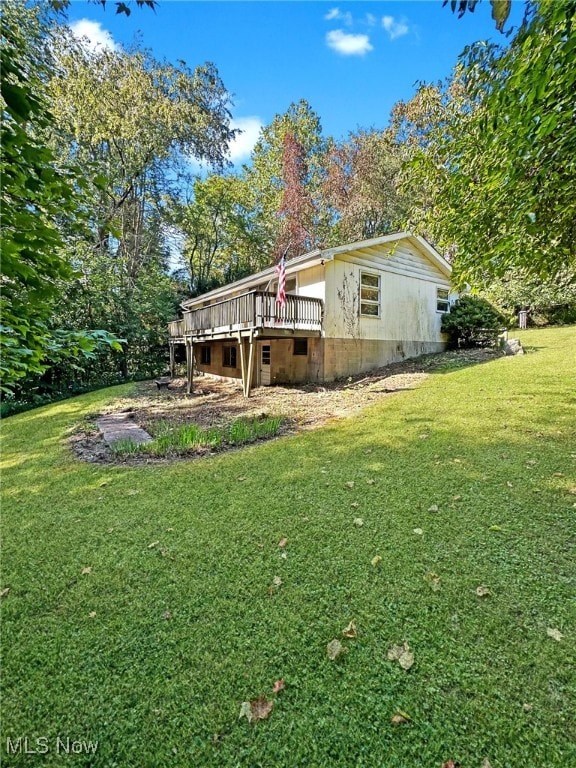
[360,272,380,317]
[271,277,297,294]
[223,346,237,368]
[200,346,211,365]
[436,288,450,313]
[293,338,308,356]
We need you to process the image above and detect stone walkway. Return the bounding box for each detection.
[97,412,153,446]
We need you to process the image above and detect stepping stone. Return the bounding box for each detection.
[97,413,153,446]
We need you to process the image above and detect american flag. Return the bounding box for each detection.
[275,254,287,308]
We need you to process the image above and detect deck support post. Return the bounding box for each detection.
[238,332,255,398]
[169,342,176,378]
[245,333,255,398]
[186,339,194,394]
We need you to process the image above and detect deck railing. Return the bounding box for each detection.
[169,290,323,338]
[168,319,184,337]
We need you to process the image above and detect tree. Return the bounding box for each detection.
[169,174,269,296]
[245,100,329,261]
[47,34,236,375]
[323,128,407,244]
[404,1,576,286]
[0,1,119,391]
[482,271,576,325]
[443,0,513,33]
[275,133,316,259]
[50,0,157,17]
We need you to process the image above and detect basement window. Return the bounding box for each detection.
[293,338,308,356]
[223,346,237,368]
[360,272,381,317]
[200,346,211,365]
[437,288,450,313]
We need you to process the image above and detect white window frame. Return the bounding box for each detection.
[360,271,381,318]
[436,287,450,313]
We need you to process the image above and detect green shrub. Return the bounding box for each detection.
[442,295,505,348]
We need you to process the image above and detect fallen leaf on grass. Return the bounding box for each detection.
[488,525,502,532]
[239,695,274,723]
[80,567,92,575]
[272,679,285,694]
[507,481,514,488]
[413,528,424,535]
[351,502,360,508]
[278,537,288,548]
[353,518,364,527]
[0,587,10,599]
[452,495,462,502]
[391,711,411,725]
[342,620,357,639]
[148,541,160,549]
[163,611,172,620]
[88,611,97,619]
[387,642,414,670]
[366,479,376,485]
[271,576,283,588]
[546,627,563,641]
[371,555,382,567]
[327,639,346,660]
[441,761,461,768]
[428,504,439,513]
[425,571,442,592]
[481,759,492,768]
[345,481,355,489]
[475,585,491,598]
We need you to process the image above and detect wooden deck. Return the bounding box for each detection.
[169,290,323,341]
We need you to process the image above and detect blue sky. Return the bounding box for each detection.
[66,1,525,165]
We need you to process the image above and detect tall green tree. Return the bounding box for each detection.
[404,1,576,285]
[47,33,236,375]
[169,174,269,296]
[0,0,119,391]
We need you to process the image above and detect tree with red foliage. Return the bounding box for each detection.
[275,132,316,261]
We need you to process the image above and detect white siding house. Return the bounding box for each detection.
[168,232,453,395]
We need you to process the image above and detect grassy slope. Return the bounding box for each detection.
[1,327,575,768]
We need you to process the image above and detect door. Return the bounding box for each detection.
[260,344,271,385]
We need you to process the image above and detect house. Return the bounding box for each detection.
[168,232,453,396]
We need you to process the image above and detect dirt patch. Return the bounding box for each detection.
[70,347,502,465]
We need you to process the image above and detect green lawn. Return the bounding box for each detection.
[1,327,575,767]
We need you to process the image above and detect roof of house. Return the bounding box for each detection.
[181,232,451,310]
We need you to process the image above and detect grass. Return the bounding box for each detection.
[111,415,285,457]
[1,326,575,768]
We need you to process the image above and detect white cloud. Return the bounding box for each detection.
[69,19,117,52]
[382,15,410,40]
[365,13,377,27]
[326,29,373,57]
[228,116,263,164]
[325,8,353,25]
[187,116,262,173]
